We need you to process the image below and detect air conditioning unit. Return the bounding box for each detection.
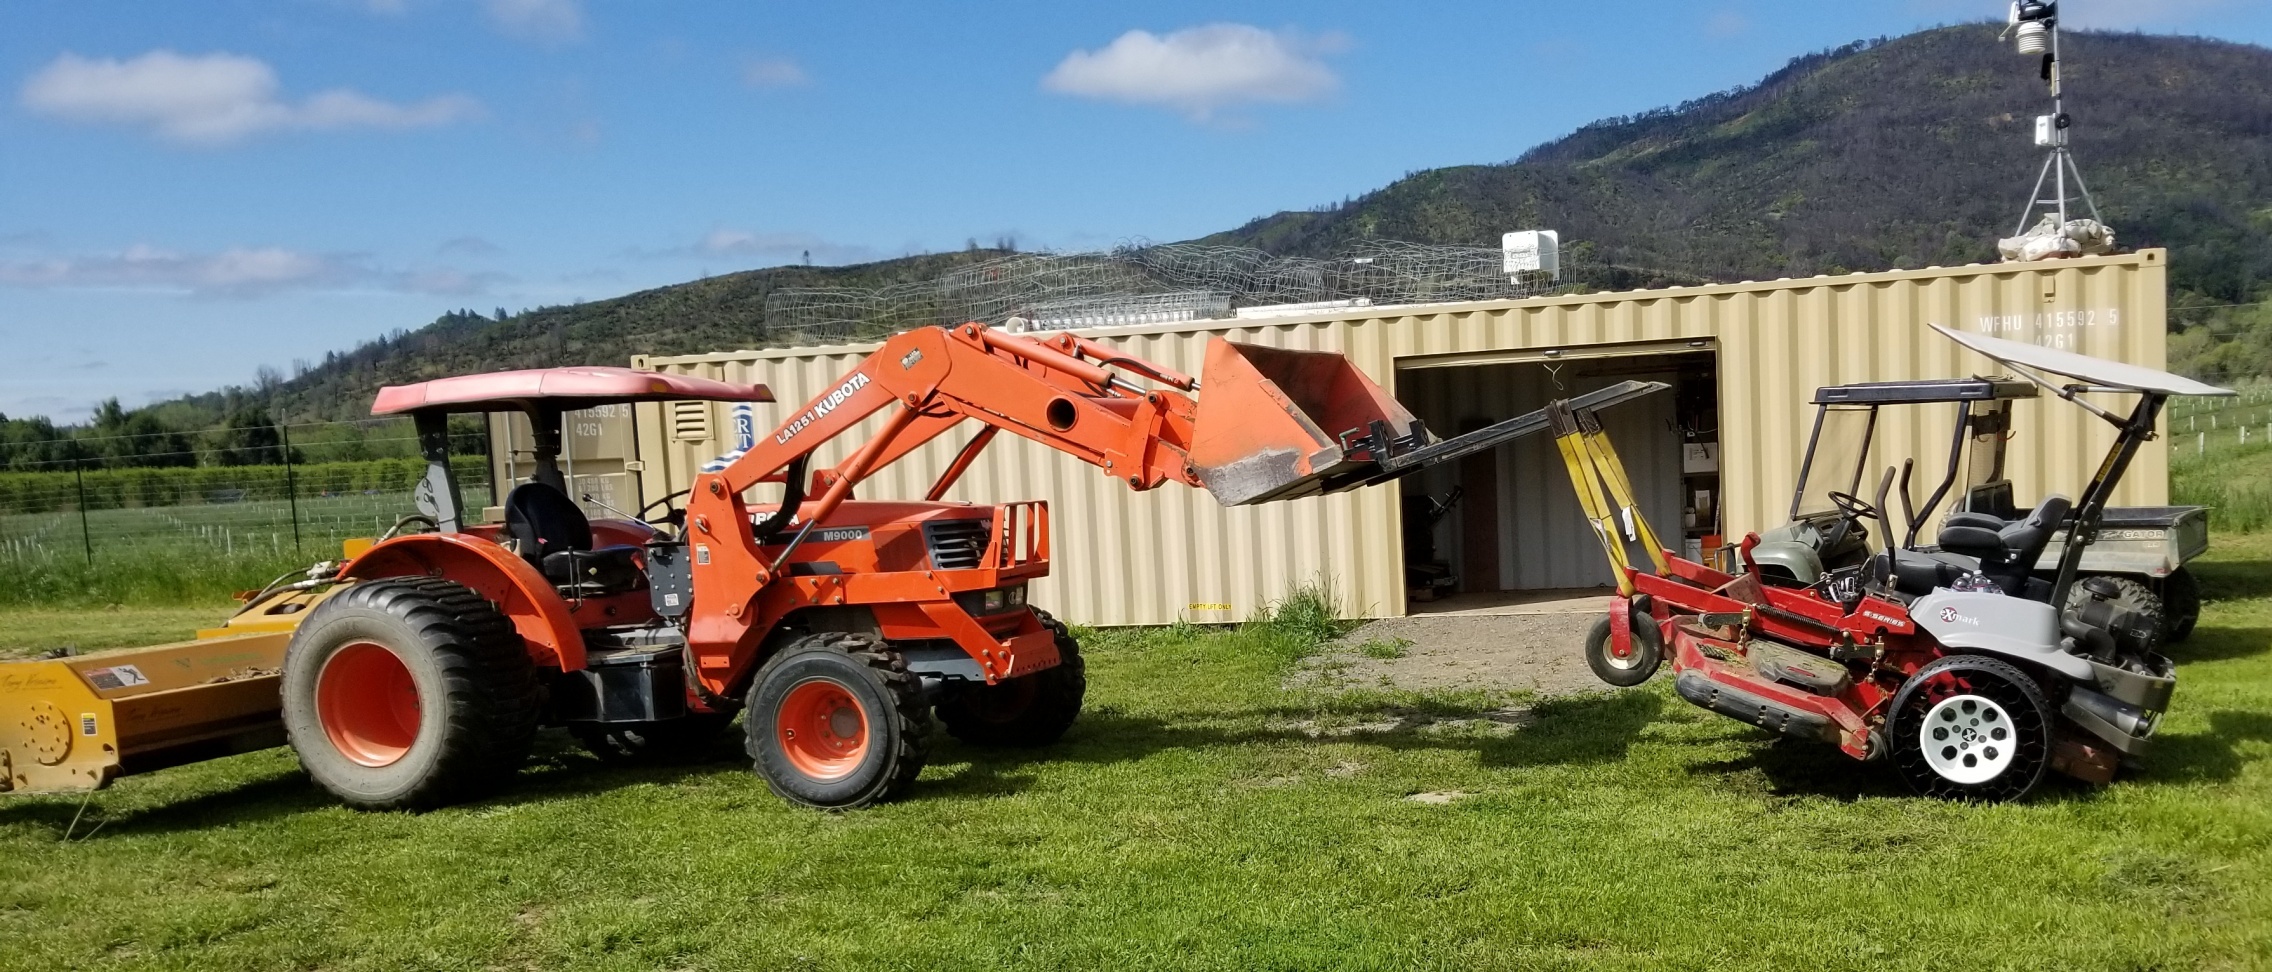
[1503,230,1561,280]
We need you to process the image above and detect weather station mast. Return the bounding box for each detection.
[1995,1,2116,263]
[2002,1,2103,233]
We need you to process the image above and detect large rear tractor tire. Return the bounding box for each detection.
[936,610,1087,747]
[1887,655,2053,803]
[572,711,735,766]
[744,633,930,809]
[281,578,542,811]
[2162,568,2201,643]
[1584,605,1663,688]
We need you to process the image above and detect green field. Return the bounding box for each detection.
[1,534,2267,970]
[0,492,437,606]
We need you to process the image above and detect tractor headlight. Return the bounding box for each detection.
[983,589,1007,613]
[1008,585,1026,607]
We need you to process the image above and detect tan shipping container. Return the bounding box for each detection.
[631,250,2170,627]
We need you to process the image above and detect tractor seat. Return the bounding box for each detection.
[503,482,644,594]
[1936,494,2071,600]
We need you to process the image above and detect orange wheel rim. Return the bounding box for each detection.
[777,678,870,781]
[315,642,421,768]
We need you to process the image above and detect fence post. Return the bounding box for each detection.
[72,454,93,564]
[280,418,302,551]
[2200,431,2206,456]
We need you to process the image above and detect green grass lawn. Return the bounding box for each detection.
[2,543,2268,971]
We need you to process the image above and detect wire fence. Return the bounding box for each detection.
[759,240,1701,345]
[0,418,494,570]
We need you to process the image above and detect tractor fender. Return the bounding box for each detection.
[339,533,586,671]
[1748,538,1823,586]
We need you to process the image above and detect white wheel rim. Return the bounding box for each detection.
[1604,641,1643,669]
[1919,693,2016,784]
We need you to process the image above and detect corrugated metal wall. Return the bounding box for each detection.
[635,250,2169,627]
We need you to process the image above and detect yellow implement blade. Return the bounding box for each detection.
[1,586,330,794]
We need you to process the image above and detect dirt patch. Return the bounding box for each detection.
[1295,613,1611,697]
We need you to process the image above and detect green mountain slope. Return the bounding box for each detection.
[107,25,2272,428]
[1211,26,2272,300]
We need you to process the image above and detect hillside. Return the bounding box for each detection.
[134,24,2272,425]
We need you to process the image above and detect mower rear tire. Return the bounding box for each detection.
[281,578,542,811]
[1584,607,1662,688]
[936,609,1086,747]
[745,633,930,809]
[572,711,735,765]
[1888,654,2052,803]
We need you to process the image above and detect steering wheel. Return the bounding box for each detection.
[1820,490,1879,551]
[1828,490,1879,522]
[636,489,691,529]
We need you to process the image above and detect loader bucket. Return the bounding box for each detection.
[1188,337,1427,506]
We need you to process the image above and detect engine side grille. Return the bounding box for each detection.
[923,518,992,571]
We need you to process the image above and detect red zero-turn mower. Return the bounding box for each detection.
[1565,325,2231,801]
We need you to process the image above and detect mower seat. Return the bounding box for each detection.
[1937,494,2070,598]
[504,482,644,594]
[1942,511,2009,532]
[1870,549,1980,597]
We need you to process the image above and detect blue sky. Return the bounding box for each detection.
[4,0,2268,422]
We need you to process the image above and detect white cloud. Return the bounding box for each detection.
[630,228,876,266]
[2057,0,2229,29]
[1706,10,1749,38]
[0,243,506,297]
[1043,23,1344,122]
[486,0,583,44]
[437,235,502,256]
[741,56,810,89]
[1907,0,2229,29]
[19,50,480,145]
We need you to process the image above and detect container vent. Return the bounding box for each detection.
[671,401,713,442]
[923,519,991,571]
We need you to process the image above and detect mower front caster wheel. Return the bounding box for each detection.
[745,633,931,809]
[1584,607,1662,687]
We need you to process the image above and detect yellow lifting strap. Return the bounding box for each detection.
[1546,401,1672,596]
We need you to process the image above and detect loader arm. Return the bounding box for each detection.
[679,322,1428,678]
[682,326,1203,654]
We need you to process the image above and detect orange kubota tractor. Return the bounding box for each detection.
[3,323,1658,809]
[268,324,1665,810]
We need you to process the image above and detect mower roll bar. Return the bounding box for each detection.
[1927,324,2235,608]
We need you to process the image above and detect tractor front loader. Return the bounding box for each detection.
[6,323,1659,811]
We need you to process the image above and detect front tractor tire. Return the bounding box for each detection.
[936,610,1087,747]
[745,633,931,810]
[280,578,542,811]
[1887,655,2053,803]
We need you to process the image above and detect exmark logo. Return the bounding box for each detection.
[774,372,871,445]
[1938,606,1980,626]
